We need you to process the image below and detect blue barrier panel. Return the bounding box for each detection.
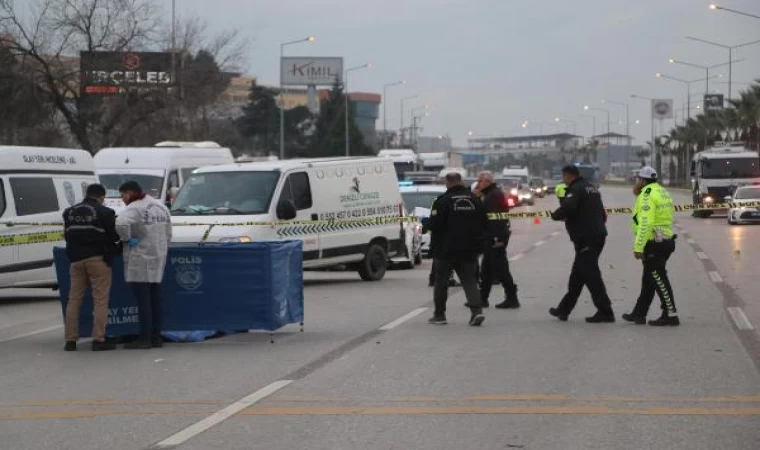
[54,241,304,337]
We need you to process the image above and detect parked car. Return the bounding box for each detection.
[726,185,760,225]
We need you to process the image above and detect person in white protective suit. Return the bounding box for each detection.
[115,181,173,349]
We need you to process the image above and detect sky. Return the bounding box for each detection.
[175,0,760,146]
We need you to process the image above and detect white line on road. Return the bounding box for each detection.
[551,231,560,236]
[508,254,524,262]
[687,238,696,244]
[378,307,428,331]
[727,307,755,331]
[0,324,63,344]
[534,240,546,247]
[708,271,723,283]
[153,380,292,449]
[696,252,709,260]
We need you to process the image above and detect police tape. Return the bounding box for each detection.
[1,200,758,246]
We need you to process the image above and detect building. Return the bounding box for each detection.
[318,90,380,150]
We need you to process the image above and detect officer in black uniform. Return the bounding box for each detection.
[549,165,615,323]
[424,172,488,326]
[476,171,519,309]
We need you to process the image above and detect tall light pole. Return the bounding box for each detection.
[400,95,418,147]
[584,106,611,141]
[602,100,631,171]
[668,57,743,93]
[410,105,429,150]
[382,80,405,148]
[686,36,760,101]
[630,94,657,167]
[411,112,430,151]
[579,114,596,139]
[279,36,315,160]
[554,117,577,134]
[344,63,371,157]
[655,72,721,122]
[709,3,760,20]
[171,0,176,90]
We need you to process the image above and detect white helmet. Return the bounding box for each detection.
[636,166,658,180]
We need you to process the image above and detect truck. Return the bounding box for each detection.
[377,149,418,181]
[690,142,760,218]
[418,152,464,173]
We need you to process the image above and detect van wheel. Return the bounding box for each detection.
[358,244,387,281]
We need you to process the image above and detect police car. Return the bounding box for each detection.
[399,182,446,258]
[726,185,760,225]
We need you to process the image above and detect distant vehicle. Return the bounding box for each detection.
[501,166,530,185]
[403,171,440,185]
[529,177,547,198]
[725,185,760,225]
[545,180,559,194]
[378,149,418,181]
[418,152,464,173]
[691,142,760,218]
[574,163,601,188]
[496,177,525,207]
[400,184,447,258]
[171,157,406,281]
[438,167,467,179]
[0,146,97,289]
[95,143,234,213]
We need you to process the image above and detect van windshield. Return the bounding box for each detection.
[99,174,164,199]
[172,171,280,215]
[701,158,760,179]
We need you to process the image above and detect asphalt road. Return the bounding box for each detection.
[0,186,758,450]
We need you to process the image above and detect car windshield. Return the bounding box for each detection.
[171,171,280,215]
[497,178,520,189]
[701,158,760,179]
[401,192,442,212]
[99,174,164,199]
[735,187,760,199]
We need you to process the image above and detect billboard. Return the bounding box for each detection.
[80,51,176,97]
[651,99,673,120]
[281,57,343,86]
[704,94,724,111]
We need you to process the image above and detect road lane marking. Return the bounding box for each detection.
[687,238,696,244]
[728,307,755,331]
[696,252,709,260]
[378,308,428,331]
[533,240,545,247]
[708,271,723,283]
[0,325,63,344]
[508,254,524,262]
[152,380,292,449]
[551,231,560,236]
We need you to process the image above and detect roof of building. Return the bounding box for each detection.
[591,132,632,139]
[469,133,582,144]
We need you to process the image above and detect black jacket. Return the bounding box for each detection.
[425,185,488,259]
[480,183,511,243]
[63,198,122,264]
[550,177,607,243]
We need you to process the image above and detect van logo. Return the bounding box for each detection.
[63,182,75,206]
[350,177,361,194]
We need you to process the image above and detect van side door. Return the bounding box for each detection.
[0,177,20,285]
[276,172,320,262]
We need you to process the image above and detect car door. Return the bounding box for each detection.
[0,177,20,286]
[276,172,320,262]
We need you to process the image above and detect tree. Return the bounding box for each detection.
[310,78,370,157]
[237,80,280,153]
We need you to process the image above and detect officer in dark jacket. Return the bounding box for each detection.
[476,171,519,309]
[62,184,122,352]
[549,165,615,323]
[424,172,488,326]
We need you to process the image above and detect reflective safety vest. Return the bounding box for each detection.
[555,183,567,199]
[631,182,675,252]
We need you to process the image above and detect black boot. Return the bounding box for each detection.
[549,307,568,322]
[585,312,616,323]
[622,313,646,325]
[648,313,680,327]
[496,286,520,309]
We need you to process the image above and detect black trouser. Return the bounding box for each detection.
[129,282,163,341]
[555,236,614,316]
[429,259,458,285]
[433,256,482,317]
[480,243,516,303]
[632,240,677,317]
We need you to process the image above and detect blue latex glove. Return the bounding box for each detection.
[125,237,140,248]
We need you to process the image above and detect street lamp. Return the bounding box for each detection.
[709,4,760,19]
[668,57,743,92]
[655,72,721,121]
[279,36,315,160]
[344,63,371,157]
[630,94,657,167]
[686,36,760,101]
[382,80,406,148]
[602,99,631,169]
[400,95,418,147]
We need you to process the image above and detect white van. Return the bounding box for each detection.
[0,146,97,288]
[94,143,234,212]
[171,157,406,281]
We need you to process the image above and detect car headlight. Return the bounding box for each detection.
[510,188,518,195]
[219,236,253,243]
[542,186,548,191]
[704,196,714,204]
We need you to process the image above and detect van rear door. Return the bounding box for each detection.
[275,171,320,262]
[0,177,20,285]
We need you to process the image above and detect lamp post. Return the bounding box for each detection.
[279,36,315,160]
[655,72,721,122]
[382,80,405,148]
[602,99,631,172]
[709,3,760,20]
[400,95,418,147]
[686,36,760,101]
[344,63,371,157]
[630,94,658,167]
[668,57,743,93]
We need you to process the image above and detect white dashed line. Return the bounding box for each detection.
[153,380,293,448]
[378,307,428,331]
[727,307,755,331]
[551,231,560,236]
[696,252,709,260]
[708,271,723,283]
[687,238,696,244]
[508,254,524,262]
[0,324,63,344]
[534,240,545,247]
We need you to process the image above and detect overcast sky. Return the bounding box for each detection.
[178,0,760,146]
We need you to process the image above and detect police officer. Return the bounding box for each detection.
[425,172,488,326]
[63,183,121,352]
[549,165,615,323]
[475,171,519,309]
[623,167,679,326]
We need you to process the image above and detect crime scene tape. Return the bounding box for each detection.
[1,201,758,246]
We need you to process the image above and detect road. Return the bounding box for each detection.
[0,186,758,450]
